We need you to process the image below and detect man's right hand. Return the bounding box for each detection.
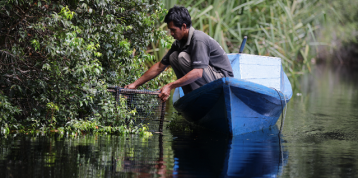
[124,83,138,89]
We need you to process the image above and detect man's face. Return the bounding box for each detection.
[167,21,186,41]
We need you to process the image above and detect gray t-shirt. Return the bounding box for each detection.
[161,27,234,77]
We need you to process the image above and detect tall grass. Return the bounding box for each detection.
[153,0,326,76]
[314,0,358,64]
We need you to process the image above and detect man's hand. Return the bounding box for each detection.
[159,84,172,102]
[158,68,203,102]
[124,83,138,89]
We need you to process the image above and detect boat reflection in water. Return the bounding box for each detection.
[171,125,287,177]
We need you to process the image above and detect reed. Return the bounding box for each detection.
[314,0,358,64]
[153,0,326,76]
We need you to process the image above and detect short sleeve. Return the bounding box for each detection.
[161,41,179,66]
[190,40,209,69]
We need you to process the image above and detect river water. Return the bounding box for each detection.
[0,65,357,178]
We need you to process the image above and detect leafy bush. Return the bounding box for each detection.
[0,92,21,134]
[0,0,172,134]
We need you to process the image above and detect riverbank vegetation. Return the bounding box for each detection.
[315,0,358,65]
[1,0,357,135]
[0,0,171,135]
[157,0,358,69]
[157,0,325,76]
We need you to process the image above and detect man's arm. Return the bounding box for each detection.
[125,62,168,89]
[159,68,203,101]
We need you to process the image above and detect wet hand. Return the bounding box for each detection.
[159,84,172,102]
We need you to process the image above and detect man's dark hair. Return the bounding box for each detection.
[164,6,191,29]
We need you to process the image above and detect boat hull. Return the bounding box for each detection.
[173,77,291,136]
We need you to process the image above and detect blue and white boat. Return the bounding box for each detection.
[172,53,292,136]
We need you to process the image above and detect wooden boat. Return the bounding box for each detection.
[172,53,292,136]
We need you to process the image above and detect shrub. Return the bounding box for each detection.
[0,0,171,134]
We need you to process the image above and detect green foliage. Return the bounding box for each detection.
[0,0,171,135]
[0,92,21,134]
[320,0,358,44]
[159,0,327,75]
[167,111,194,132]
[315,0,358,64]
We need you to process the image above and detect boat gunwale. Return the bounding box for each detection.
[173,77,291,109]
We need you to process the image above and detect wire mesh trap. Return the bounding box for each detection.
[107,87,166,133]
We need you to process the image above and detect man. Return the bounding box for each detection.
[125,6,233,102]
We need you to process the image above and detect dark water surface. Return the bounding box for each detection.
[1,65,358,178]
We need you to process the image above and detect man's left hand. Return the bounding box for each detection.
[159,84,172,102]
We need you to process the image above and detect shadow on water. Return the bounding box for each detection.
[170,125,287,178]
[0,125,287,178]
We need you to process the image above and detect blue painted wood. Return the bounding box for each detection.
[172,53,292,136]
[238,36,247,53]
[171,125,287,177]
[222,126,287,177]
